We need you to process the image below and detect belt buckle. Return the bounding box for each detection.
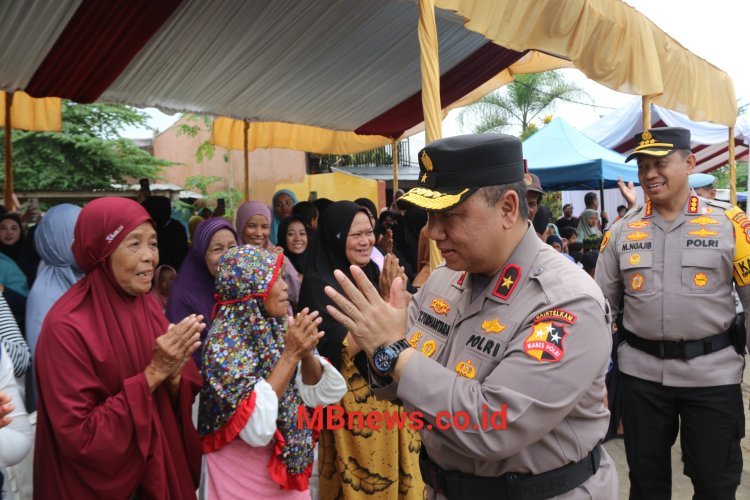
[661,341,682,359]
[682,340,702,359]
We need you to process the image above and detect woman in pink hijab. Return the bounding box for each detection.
[150,265,177,311]
[235,201,301,312]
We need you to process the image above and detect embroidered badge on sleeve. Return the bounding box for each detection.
[600,231,610,253]
[523,309,575,363]
[726,206,750,286]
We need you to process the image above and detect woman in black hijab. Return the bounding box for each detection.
[277,215,311,277]
[299,201,378,373]
[297,201,424,499]
[141,196,189,270]
[0,213,40,287]
[393,206,426,279]
[277,215,311,313]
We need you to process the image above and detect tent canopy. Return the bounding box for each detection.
[525,118,639,191]
[583,98,750,173]
[0,0,737,143]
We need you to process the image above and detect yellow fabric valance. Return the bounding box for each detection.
[435,0,736,126]
[0,91,62,132]
[211,119,392,155]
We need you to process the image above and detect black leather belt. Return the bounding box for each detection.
[620,327,733,360]
[419,443,602,500]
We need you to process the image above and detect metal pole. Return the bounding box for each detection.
[729,126,736,205]
[641,95,652,130]
[599,179,606,230]
[4,92,13,210]
[392,140,399,194]
[243,119,250,200]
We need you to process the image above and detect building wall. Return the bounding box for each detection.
[152,116,307,204]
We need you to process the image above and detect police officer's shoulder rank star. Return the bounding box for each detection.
[493,264,521,300]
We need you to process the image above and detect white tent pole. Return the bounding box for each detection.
[641,95,652,129]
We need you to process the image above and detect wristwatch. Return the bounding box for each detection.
[373,339,411,374]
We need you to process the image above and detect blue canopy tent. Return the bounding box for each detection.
[525,118,639,191]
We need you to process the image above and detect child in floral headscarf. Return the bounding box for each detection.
[199,245,346,499]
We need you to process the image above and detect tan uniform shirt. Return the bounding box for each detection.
[595,193,750,387]
[373,226,617,498]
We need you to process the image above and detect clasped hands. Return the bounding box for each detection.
[146,314,205,392]
[283,308,325,363]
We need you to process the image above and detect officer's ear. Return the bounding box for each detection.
[678,149,696,174]
[498,189,521,229]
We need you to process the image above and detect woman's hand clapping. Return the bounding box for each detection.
[145,314,205,392]
[0,390,15,429]
[283,308,324,363]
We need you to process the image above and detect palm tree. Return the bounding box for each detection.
[458,71,587,140]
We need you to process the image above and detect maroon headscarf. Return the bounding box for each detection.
[34,197,202,499]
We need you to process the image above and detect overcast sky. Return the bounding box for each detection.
[122,0,750,141]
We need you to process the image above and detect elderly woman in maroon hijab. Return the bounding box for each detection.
[236,201,301,311]
[33,197,205,499]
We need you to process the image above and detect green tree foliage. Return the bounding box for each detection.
[0,101,172,190]
[712,161,748,191]
[458,72,587,138]
[176,115,217,163]
[182,175,242,218]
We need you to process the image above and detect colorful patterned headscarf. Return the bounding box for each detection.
[198,245,316,491]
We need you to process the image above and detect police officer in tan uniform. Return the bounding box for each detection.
[595,127,749,499]
[324,134,617,499]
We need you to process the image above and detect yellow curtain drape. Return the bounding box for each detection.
[418,0,441,145]
[434,0,737,126]
[0,91,62,132]
[211,119,392,155]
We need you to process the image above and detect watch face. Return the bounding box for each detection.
[374,346,395,372]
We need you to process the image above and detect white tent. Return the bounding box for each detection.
[582,98,750,173]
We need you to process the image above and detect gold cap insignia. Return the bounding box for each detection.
[642,130,653,142]
[481,319,506,334]
[421,150,434,172]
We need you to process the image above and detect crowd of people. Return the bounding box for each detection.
[0,127,746,500]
